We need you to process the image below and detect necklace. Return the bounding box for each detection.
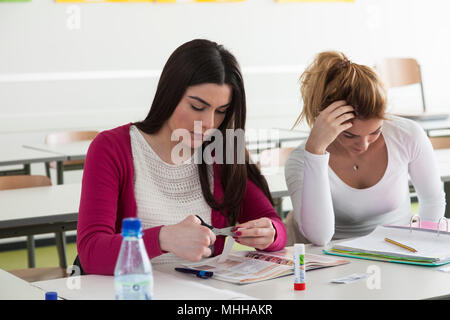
[353,164,359,171]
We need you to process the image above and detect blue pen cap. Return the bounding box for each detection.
[45,291,58,300]
[121,218,143,237]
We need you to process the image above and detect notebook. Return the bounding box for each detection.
[323,224,450,266]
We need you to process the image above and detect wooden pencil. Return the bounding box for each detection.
[384,237,417,253]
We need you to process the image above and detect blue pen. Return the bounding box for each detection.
[175,267,213,279]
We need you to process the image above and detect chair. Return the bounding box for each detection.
[0,175,68,281]
[45,130,98,181]
[429,136,450,219]
[376,58,448,122]
[429,136,450,150]
[376,58,426,112]
[8,267,67,283]
[0,175,51,190]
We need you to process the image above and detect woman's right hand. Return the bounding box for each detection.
[158,215,216,262]
[305,100,355,155]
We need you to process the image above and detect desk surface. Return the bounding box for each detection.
[23,131,309,162]
[0,145,65,166]
[0,269,46,300]
[155,244,450,300]
[417,118,450,131]
[0,183,81,231]
[3,243,449,300]
[23,141,92,161]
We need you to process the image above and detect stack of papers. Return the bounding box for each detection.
[325,225,450,266]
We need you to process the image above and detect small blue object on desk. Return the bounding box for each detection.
[175,267,213,279]
[45,291,58,300]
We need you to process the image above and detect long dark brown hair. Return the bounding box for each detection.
[134,39,273,226]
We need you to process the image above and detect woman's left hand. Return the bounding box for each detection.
[233,218,276,250]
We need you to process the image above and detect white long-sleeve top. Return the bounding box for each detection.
[285,116,446,246]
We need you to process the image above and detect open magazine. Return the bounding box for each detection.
[182,246,349,284]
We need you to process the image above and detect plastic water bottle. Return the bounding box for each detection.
[114,218,153,300]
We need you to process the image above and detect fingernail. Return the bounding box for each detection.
[235,231,242,236]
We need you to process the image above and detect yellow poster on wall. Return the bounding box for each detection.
[56,0,244,2]
[55,0,153,2]
[276,0,353,2]
[155,0,244,2]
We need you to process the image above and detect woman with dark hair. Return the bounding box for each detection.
[76,39,287,275]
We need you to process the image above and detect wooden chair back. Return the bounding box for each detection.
[429,136,450,150]
[376,58,422,88]
[45,130,98,145]
[0,175,51,190]
[45,130,98,167]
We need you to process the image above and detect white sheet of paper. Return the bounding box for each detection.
[330,273,369,284]
[31,269,255,300]
[218,237,235,263]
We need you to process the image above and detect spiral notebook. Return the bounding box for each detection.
[324,220,450,267]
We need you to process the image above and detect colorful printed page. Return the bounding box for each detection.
[182,246,349,284]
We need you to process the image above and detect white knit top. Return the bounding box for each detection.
[129,125,214,265]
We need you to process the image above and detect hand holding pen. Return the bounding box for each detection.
[233,218,276,250]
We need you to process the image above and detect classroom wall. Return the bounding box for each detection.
[1,0,450,136]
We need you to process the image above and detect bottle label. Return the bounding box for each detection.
[114,275,153,300]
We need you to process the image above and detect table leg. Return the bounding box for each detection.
[445,181,450,218]
[26,235,36,268]
[55,231,67,269]
[56,161,64,185]
[273,198,283,217]
[23,164,31,175]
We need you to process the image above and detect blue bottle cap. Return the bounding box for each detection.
[45,291,58,300]
[122,218,143,237]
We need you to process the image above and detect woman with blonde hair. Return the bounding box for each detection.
[285,51,445,246]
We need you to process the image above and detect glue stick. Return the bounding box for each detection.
[294,243,306,291]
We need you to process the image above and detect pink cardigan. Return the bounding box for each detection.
[77,123,287,275]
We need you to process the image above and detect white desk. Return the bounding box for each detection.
[0,269,46,300]
[154,243,450,300]
[416,118,450,134]
[0,183,81,230]
[0,145,66,177]
[23,142,92,184]
[0,183,81,268]
[0,178,282,236]
[24,133,308,161]
[23,141,92,162]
